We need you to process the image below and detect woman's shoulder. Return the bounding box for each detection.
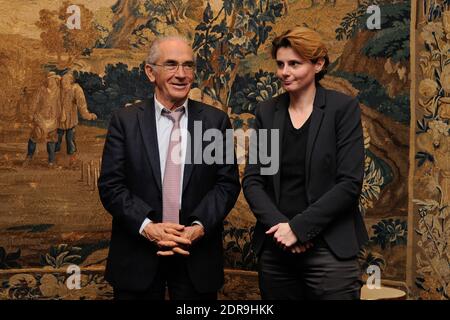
[321,86,358,105]
[319,86,360,116]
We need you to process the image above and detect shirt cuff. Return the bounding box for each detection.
[191,220,203,228]
[139,218,152,236]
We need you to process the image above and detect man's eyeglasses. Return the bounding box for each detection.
[151,62,195,72]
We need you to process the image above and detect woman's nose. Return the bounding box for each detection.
[281,65,290,76]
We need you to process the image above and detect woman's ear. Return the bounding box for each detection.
[315,58,325,74]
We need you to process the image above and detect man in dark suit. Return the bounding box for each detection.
[98,36,240,300]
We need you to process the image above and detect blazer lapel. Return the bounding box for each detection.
[137,98,162,191]
[183,99,204,192]
[273,93,289,205]
[305,86,326,190]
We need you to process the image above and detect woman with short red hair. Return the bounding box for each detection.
[243,27,369,300]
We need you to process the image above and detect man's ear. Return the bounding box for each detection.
[315,58,325,74]
[144,64,156,82]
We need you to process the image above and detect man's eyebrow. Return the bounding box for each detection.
[162,59,194,64]
[162,59,178,64]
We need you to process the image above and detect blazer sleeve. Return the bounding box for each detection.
[289,98,365,243]
[98,111,154,236]
[242,105,289,228]
[188,113,241,237]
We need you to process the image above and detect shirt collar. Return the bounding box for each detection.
[154,95,188,121]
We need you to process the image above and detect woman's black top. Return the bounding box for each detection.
[278,111,311,220]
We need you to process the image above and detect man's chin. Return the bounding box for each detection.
[168,94,189,105]
[169,91,190,100]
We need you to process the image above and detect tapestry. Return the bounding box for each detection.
[410,0,450,300]
[0,0,432,299]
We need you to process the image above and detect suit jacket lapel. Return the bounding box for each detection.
[183,99,204,192]
[137,98,162,191]
[273,93,289,205]
[305,86,326,190]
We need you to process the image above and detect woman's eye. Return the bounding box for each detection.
[276,62,284,68]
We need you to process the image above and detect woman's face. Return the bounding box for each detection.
[275,46,324,93]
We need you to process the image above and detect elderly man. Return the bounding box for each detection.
[98,36,240,300]
[55,72,97,162]
[24,72,61,167]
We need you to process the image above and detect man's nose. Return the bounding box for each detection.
[175,65,187,77]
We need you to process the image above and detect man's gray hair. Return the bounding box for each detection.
[145,35,193,65]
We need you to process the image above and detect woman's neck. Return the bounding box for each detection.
[288,82,316,112]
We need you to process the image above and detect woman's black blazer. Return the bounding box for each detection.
[243,85,369,259]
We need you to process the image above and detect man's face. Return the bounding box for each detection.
[145,39,195,109]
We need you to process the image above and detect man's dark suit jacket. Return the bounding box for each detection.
[242,85,368,259]
[98,98,240,293]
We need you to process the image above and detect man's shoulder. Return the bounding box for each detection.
[112,100,145,119]
[189,99,228,120]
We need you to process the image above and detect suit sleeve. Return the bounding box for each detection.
[289,99,365,243]
[98,111,154,236]
[242,106,289,228]
[188,113,241,237]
